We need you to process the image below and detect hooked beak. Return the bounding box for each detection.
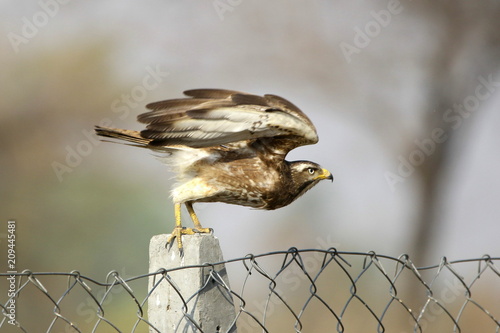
[317,168,334,182]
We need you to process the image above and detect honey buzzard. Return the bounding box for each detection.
[95,89,332,250]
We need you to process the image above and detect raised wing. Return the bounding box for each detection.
[138,89,318,155]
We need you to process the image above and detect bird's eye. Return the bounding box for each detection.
[307,168,316,175]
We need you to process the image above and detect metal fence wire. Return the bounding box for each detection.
[1,249,499,332]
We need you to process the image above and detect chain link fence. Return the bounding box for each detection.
[1,248,499,332]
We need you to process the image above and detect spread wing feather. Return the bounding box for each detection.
[138,89,318,155]
[183,88,243,99]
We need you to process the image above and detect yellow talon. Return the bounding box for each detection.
[167,202,212,252]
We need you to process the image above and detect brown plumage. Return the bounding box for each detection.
[95,89,332,250]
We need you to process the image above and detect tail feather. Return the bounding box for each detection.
[94,126,150,147]
[95,126,214,173]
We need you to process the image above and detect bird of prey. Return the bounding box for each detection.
[95,89,332,250]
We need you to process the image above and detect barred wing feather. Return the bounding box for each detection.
[138,89,318,152]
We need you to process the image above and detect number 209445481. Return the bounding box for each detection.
[7,221,16,270]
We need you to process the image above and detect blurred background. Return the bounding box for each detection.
[1,0,499,331]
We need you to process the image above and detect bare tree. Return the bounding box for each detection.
[410,1,500,265]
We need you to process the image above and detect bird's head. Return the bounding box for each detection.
[289,161,333,200]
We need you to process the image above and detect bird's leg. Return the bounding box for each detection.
[167,202,211,251]
[167,203,196,251]
[185,202,212,234]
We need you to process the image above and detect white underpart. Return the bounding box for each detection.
[153,146,217,203]
[154,146,212,174]
[171,178,214,203]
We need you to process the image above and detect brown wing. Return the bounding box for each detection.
[137,89,318,157]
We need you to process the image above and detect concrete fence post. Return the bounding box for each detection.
[148,233,237,332]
